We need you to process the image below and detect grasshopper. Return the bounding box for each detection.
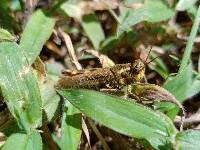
[57,59,145,90]
[57,58,183,110]
[57,57,185,130]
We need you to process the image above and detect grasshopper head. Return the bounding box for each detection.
[130,59,145,82]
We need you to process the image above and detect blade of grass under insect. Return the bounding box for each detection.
[0,42,42,131]
[20,9,55,65]
[179,5,200,72]
[58,89,178,149]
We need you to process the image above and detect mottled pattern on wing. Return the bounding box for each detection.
[58,68,118,89]
[57,60,145,90]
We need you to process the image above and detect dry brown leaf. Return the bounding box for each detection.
[85,49,115,68]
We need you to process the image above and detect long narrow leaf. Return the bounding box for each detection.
[118,0,174,34]
[175,130,200,150]
[0,42,42,130]
[81,14,105,49]
[179,5,200,72]
[58,89,178,149]
[164,64,193,102]
[61,101,82,150]
[20,9,55,64]
[2,130,42,150]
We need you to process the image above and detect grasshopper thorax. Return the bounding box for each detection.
[130,59,145,82]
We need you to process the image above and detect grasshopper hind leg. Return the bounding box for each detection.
[127,85,143,102]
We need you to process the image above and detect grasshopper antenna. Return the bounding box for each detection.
[146,55,160,65]
[144,46,153,64]
[143,46,160,65]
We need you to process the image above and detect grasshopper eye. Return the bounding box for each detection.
[130,59,145,74]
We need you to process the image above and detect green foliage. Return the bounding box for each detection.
[2,130,42,150]
[41,80,60,122]
[0,120,20,137]
[163,64,192,119]
[179,4,200,72]
[0,9,55,149]
[1,1,200,150]
[179,7,200,72]
[164,64,193,102]
[0,0,16,31]
[176,0,198,11]
[61,2,105,49]
[20,10,55,64]
[0,28,16,42]
[100,36,120,53]
[118,0,174,34]
[163,5,200,119]
[148,52,169,79]
[61,1,82,19]
[58,89,177,149]
[175,130,200,150]
[187,78,200,98]
[60,101,82,150]
[0,42,42,130]
[81,14,105,49]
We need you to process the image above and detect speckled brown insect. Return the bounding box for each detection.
[57,59,145,90]
[57,57,185,130]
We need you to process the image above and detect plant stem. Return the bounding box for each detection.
[41,124,58,150]
[88,119,110,150]
[179,5,200,72]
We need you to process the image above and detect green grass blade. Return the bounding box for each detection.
[81,14,105,49]
[2,130,42,150]
[164,64,193,102]
[41,80,60,122]
[118,0,174,34]
[58,89,178,149]
[164,64,193,119]
[0,28,16,42]
[61,101,82,150]
[175,130,200,150]
[61,2,105,50]
[176,0,197,11]
[0,42,42,130]
[187,78,200,98]
[163,5,200,119]
[179,5,200,72]
[20,9,55,64]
